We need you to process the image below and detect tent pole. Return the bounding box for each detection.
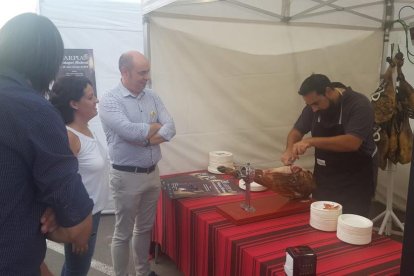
[143,15,152,89]
[142,16,162,263]
[38,0,44,15]
[281,0,290,22]
[380,0,393,74]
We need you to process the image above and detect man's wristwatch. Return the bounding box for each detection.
[144,139,150,147]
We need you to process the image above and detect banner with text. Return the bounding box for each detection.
[57,49,97,95]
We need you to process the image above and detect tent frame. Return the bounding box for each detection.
[143,0,394,29]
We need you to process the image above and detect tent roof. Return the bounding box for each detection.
[143,0,414,30]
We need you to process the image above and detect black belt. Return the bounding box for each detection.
[112,164,156,174]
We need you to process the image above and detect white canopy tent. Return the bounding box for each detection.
[141,0,414,211]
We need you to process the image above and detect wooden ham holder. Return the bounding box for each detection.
[216,194,312,225]
[216,164,311,225]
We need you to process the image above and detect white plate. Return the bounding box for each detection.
[310,223,337,232]
[239,179,267,192]
[338,214,373,229]
[311,201,342,212]
[310,218,338,232]
[337,228,372,245]
[207,166,224,174]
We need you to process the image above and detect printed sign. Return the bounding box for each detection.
[57,49,97,94]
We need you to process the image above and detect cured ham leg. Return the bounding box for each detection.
[254,166,315,199]
[217,165,316,199]
[387,115,399,164]
[372,57,397,124]
[377,127,389,170]
[398,114,413,164]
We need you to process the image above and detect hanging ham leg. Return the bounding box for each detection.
[398,113,413,164]
[400,78,414,111]
[387,115,399,164]
[394,51,413,164]
[372,57,397,124]
[396,52,414,113]
[377,127,389,170]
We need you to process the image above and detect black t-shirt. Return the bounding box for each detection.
[294,87,376,156]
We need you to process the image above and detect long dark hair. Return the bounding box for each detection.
[0,13,64,95]
[50,76,93,124]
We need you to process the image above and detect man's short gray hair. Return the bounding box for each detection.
[118,53,134,73]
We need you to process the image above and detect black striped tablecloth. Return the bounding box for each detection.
[153,173,401,276]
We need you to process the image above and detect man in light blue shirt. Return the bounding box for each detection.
[99,51,175,276]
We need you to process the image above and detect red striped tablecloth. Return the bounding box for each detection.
[153,173,402,276]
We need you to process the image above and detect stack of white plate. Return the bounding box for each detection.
[309,201,342,232]
[336,214,373,245]
[208,151,233,174]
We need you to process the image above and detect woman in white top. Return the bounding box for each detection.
[50,76,109,276]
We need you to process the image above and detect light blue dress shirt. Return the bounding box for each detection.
[99,82,176,168]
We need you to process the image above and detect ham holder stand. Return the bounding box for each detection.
[372,162,405,236]
[371,39,406,236]
[238,163,256,212]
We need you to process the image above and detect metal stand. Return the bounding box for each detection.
[372,162,405,236]
[239,163,256,212]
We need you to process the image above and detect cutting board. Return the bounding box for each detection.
[216,194,312,225]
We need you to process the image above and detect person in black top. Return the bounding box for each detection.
[0,13,93,275]
[281,74,376,216]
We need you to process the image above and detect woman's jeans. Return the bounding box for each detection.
[61,212,101,276]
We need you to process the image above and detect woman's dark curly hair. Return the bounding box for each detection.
[50,76,93,124]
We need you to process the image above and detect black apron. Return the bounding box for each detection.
[311,105,374,216]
